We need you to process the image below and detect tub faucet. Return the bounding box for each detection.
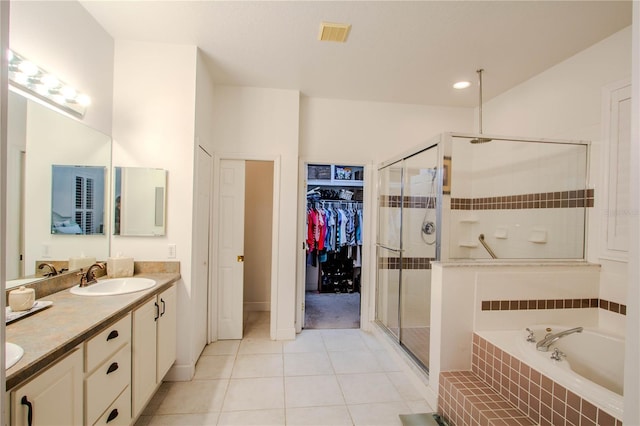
[536,326,583,352]
[78,263,105,287]
[38,263,58,277]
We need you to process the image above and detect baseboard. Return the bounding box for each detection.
[275,327,296,340]
[164,362,195,382]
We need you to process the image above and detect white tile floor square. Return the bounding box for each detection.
[136,312,433,425]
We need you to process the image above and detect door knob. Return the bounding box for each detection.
[237,255,244,262]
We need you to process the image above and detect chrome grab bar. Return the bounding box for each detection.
[478,234,497,259]
[375,243,403,253]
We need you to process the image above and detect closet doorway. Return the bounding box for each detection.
[304,163,364,329]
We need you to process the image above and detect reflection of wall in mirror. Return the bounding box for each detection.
[118,167,167,236]
[7,92,28,278]
[22,98,111,278]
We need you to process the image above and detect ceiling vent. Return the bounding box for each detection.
[318,22,351,43]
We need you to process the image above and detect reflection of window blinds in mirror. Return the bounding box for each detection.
[74,176,95,233]
[155,187,164,226]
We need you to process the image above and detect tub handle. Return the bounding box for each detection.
[525,328,536,343]
[550,348,566,361]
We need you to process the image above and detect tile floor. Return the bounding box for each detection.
[136,311,434,425]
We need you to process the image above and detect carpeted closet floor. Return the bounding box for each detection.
[304,291,361,329]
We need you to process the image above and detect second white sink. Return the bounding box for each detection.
[6,342,24,369]
[70,277,156,296]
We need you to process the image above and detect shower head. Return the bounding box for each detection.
[470,137,493,144]
[470,68,492,144]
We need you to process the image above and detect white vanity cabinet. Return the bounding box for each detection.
[84,314,132,426]
[10,347,84,426]
[132,284,177,418]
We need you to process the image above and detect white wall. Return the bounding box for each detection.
[212,85,300,340]
[300,97,473,164]
[480,26,632,328]
[9,1,114,135]
[111,40,198,380]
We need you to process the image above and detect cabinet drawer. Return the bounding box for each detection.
[92,386,131,426]
[86,314,131,373]
[86,344,131,425]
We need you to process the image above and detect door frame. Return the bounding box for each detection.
[296,158,374,333]
[209,153,281,342]
[194,145,213,355]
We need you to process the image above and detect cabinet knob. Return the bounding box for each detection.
[237,255,244,262]
[106,408,119,423]
[107,330,119,341]
[106,362,119,374]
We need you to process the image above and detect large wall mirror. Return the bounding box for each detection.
[6,90,111,287]
[114,167,167,236]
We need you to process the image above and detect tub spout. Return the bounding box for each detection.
[536,326,583,352]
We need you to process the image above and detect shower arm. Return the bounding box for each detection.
[478,234,498,259]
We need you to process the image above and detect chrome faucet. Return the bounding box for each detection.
[550,348,566,361]
[525,328,536,343]
[536,326,583,352]
[78,263,105,287]
[38,263,58,277]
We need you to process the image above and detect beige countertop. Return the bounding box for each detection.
[5,272,180,390]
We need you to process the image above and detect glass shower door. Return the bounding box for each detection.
[376,163,403,338]
[399,149,438,369]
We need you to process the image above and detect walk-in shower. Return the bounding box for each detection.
[375,132,590,372]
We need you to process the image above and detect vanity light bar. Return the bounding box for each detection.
[7,49,90,117]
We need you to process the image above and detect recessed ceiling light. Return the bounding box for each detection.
[453,81,471,90]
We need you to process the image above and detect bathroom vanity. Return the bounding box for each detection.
[5,271,179,426]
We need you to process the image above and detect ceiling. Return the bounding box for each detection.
[80,1,632,108]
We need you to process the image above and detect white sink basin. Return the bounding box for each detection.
[69,277,156,296]
[6,342,24,369]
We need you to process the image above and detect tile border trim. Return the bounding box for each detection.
[451,188,594,210]
[481,298,626,316]
[377,257,435,270]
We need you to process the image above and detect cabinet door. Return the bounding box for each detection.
[132,297,158,419]
[157,285,177,381]
[11,348,83,426]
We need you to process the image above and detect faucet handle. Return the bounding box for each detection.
[525,328,536,342]
[77,268,88,287]
[550,348,566,361]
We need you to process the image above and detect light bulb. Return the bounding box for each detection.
[18,60,38,76]
[61,86,77,99]
[77,94,91,106]
[41,74,59,89]
[14,73,29,85]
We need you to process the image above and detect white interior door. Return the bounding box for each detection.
[217,159,245,339]
[194,146,212,353]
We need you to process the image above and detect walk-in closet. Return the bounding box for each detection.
[304,164,364,329]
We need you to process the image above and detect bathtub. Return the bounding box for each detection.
[476,325,624,420]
